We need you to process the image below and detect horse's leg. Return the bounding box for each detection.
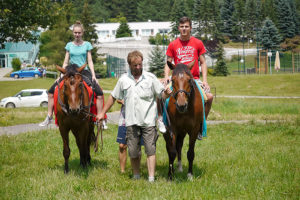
[187,132,197,180]
[187,131,197,179]
[86,122,95,165]
[73,127,89,168]
[164,132,176,180]
[176,133,186,172]
[59,127,71,174]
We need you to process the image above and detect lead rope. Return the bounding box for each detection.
[94,121,103,153]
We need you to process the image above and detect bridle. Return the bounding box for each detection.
[172,78,194,102]
[57,73,93,118]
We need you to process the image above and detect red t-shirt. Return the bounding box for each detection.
[166,36,206,79]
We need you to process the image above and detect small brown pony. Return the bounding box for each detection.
[163,61,204,180]
[56,64,95,173]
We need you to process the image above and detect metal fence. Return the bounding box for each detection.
[254,51,300,74]
[106,55,126,78]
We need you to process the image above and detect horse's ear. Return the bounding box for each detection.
[56,65,66,74]
[77,63,87,73]
[167,61,175,70]
[187,60,196,69]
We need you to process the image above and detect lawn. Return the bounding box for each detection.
[0,74,299,199]
[0,122,299,199]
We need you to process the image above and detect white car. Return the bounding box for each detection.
[0,89,48,108]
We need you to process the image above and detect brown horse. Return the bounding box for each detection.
[56,64,95,173]
[163,61,204,180]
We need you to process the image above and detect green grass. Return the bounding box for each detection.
[1,122,299,199]
[208,73,300,96]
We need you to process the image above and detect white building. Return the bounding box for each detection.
[95,21,171,43]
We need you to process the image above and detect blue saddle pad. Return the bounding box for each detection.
[163,79,207,137]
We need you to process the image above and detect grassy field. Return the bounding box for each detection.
[0,74,299,199]
[0,122,299,199]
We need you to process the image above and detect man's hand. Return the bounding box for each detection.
[162,76,171,87]
[96,112,105,122]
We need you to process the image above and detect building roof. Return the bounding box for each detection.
[0,42,35,53]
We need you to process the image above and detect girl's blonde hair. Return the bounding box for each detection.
[73,21,84,32]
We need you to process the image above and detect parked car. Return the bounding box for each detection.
[10,67,42,78]
[0,89,48,108]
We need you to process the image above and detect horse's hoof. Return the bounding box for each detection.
[187,173,193,180]
[177,161,183,172]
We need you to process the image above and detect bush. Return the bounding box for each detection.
[94,64,107,78]
[148,33,170,45]
[11,58,21,71]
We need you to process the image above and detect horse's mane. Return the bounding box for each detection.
[172,63,193,78]
[65,64,80,77]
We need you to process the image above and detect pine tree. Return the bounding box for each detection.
[276,0,296,40]
[220,0,235,38]
[258,18,281,50]
[214,42,229,76]
[170,0,187,37]
[148,44,166,77]
[244,0,257,41]
[116,17,132,38]
[81,0,99,63]
[289,0,300,35]
[231,0,245,40]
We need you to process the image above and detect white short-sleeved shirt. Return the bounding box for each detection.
[111,71,164,127]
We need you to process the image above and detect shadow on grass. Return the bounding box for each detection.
[155,163,206,182]
[51,158,108,178]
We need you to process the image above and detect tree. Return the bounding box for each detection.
[220,0,235,38]
[231,0,245,40]
[116,17,132,38]
[39,3,73,66]
[11,58,21,71]
[258,18,281,50]
[149,45,166,77]
[170,0,187,37]
[80,0,99,63]
[276,0,296,40]
[0,0,54,47]
[214,42,229,76]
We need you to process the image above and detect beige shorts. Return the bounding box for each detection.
[126,126,158,158]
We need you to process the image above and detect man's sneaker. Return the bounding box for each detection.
[39,115,53,127]
[158,118,166,134]
[197,132,202,140]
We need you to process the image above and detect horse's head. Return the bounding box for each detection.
[171,63,194,113]
[57,64,87,114]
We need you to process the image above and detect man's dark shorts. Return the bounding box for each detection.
[126,125,158,158]
[117,125,144,145]
[48,69,103,96]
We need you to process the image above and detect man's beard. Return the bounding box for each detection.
[132,68,142,76]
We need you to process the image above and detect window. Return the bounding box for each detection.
[20,91,31,97]
[98,30,109,38]
[31,91,42,96]
[159,29,170,34]
[141,29,152,36]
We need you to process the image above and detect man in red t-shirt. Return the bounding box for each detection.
[162,16,214,140]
